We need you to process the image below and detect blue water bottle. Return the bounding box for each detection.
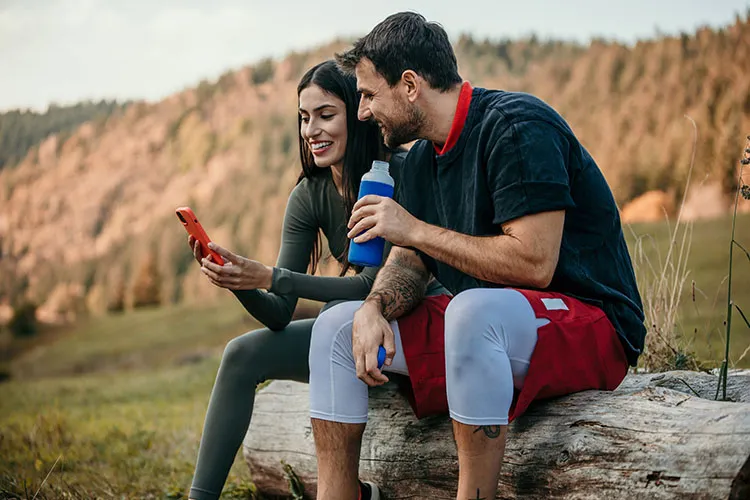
[348,160,395,267]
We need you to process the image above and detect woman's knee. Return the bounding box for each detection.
[221,328,272,369]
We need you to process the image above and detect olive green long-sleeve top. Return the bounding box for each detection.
[232,167,378,330]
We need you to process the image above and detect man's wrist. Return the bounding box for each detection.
[362,293,384,315]
[409,220,433,250]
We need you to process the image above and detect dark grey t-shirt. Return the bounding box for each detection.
[398,87,646,365]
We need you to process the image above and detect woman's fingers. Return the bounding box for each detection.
[190,237,204,262]
[207,242,240,265]
[203,269,243,289]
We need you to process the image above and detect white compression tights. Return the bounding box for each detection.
[308,288,547,425]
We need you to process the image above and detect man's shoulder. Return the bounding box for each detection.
[473,88,566,132]
[389,148,408,168]
[403,141,433,165]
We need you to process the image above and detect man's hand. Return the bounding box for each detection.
[347,195,421,247]
[199,242,273,291]
[351,300,396,387]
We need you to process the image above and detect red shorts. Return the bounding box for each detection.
[396,289,628,421]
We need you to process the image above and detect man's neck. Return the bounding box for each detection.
[420,84,464,147]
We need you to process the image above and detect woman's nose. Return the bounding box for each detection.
[304,120,321,138]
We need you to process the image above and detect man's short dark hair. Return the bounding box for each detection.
[336,11,462,92]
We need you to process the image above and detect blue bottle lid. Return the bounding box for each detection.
[377,345,386,369]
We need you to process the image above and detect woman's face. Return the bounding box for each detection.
[299,84,348,169]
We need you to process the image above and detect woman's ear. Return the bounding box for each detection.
[401,70,420,103]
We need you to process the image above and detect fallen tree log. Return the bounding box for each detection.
[243,370,750,499]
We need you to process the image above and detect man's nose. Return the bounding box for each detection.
[357,97,371,122]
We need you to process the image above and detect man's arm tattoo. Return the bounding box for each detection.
[366,251,429,321]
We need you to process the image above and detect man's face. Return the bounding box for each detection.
[355,58,424,149]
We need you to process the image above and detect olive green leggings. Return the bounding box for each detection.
[189,319,314,500]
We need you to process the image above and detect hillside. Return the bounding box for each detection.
[0,18,749,323]
[0,100,126,170]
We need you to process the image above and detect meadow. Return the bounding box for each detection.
[1,213,748,499]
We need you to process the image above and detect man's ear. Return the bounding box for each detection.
[401,70,421,103]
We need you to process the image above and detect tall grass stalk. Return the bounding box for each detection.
[716,136,750,400]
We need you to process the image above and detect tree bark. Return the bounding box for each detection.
[243,370,750,499]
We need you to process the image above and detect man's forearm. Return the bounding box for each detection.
[411,216,561,289]
[365,250,430,321]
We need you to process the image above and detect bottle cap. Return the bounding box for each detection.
[371,160,390,172]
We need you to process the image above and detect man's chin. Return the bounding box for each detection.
[384,132,409,149]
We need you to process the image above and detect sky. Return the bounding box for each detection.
[1,0,748,112]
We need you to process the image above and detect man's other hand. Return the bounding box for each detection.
[351,300,395,387]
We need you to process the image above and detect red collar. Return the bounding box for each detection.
[434,81,473,155]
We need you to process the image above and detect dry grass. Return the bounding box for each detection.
[628,117,701,372]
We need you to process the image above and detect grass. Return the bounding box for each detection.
[9,298,254,379]
[0,356,257,499]
[625,212,750,369]
[0,298,262,499]
[0,211,748,498]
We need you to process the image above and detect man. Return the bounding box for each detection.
[306,12,646,500]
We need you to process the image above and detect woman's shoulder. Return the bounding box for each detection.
[287,171,335,215]
[291,171,329,197]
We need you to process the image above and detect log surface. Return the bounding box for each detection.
[243,370,750,499]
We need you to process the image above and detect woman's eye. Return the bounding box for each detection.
[300,116,309,123]
[321,114,334,120]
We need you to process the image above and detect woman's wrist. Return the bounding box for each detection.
[264,265,275,290]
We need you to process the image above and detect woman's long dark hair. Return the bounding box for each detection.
[297,60,384,275]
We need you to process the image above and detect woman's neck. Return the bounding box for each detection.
[330,163,344,196]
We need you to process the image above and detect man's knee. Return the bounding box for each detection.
[309,301,362,371]
[445,289,498,348]
[444,288,529,365]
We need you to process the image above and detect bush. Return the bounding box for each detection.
[251,58,275,85]
[9,302,38,337]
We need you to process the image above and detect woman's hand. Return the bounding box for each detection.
[197,241,274,291]
[188,235,205,263]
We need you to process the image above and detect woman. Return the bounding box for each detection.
[187,60,444,500]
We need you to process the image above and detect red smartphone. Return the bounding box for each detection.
[175,206,225,265]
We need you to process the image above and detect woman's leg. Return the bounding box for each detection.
[189,319,315,500]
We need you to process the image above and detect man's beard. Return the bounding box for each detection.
[380,104,424,149]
